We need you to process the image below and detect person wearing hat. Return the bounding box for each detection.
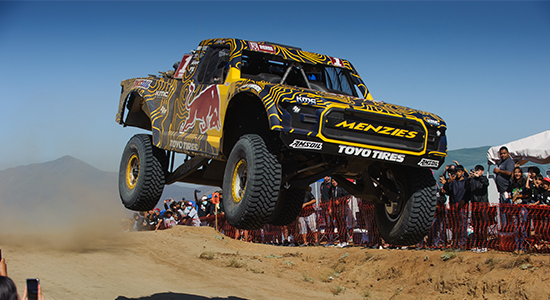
[194,189,209,220]
[183,201,200,227]
[155,210,177,231]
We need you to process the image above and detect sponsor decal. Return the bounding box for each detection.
[155,91,169,98]
[133,79,152,89]
[296,96,316,105]
[289,139,323,150]
[184,142,199,151]
[180,83,221,134]
[338,145,405,163]
[417,158,440,168]
[169,140,199,151]
[175,54,193,79]
[241,83,262,93]
[248,42,276,54]
[334,120,419,139]
[330,57,344,67]
[160,106,167,115]
[425,118,440,126]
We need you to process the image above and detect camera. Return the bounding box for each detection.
[27,278,39,300]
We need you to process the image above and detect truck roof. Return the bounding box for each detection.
[197,38,355,72]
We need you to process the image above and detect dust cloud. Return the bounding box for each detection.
[0,183,130,252]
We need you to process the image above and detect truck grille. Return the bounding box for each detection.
[322,109,426,152]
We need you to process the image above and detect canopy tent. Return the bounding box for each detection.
[487,130,550,165]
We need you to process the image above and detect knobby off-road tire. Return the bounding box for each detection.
[222,134,282,230]
[119,134,165,211]
[374,167,436,246]
[268,187,305,226]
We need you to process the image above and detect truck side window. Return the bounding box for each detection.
[197,47,230,84]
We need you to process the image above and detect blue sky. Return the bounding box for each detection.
[1,1,548,172]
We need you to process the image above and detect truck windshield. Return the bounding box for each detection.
[241,50,358,97]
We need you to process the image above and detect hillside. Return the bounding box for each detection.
[436,146,549,178]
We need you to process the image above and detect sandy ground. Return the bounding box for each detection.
[2,225,550,300]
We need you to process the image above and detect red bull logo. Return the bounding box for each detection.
[180,83,221,134]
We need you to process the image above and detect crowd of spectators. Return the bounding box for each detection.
[122,154,550,254]
[435,146,550,254]
[125,189,223,232]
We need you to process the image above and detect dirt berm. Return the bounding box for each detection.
[2,226,550,300]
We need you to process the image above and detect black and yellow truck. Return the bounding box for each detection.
[116,38,447,245]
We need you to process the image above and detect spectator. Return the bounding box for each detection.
[320,176,332,203]
[331,178,350,248]
[527,166,541,185]
[132,213,145,232]
[198,196,208,218]
[468,165,489,203]
[509,167,529,204]
[508,167,530,254]
[320,176,335,246]
[540,178,550,205]
[493,147,514,233]
[442,165,468,250]
[163,198,174,210]
[529,174,545,205]
[182,201,200,227]
[169,202,184,222]
[149,208,162,229]
[468,165,489,253]
[0,276,18,300]
[297,186,319,246]
[431,180,448,249]
[493,146,514,204]
[155,210,177,231]
[1,255,45,300]
[217,190,225,215]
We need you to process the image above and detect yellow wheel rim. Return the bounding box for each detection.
[231,158,247,203]
[126,153,140,189]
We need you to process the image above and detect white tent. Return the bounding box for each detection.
[487,130,550,165]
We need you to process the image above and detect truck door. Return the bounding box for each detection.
[176,46,230,156]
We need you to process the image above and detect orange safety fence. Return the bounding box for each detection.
[198,196,550,253]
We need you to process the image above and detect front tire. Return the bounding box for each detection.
[222,134,281,230]
[119,134,165,211]
[374,167,436,246]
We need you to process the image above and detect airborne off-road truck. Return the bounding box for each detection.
[116,38,447,245]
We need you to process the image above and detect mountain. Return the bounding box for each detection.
[434,146,491,178]
[435,146,550,179]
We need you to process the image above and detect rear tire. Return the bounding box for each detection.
[268,187,305,226]
[222,134,281,230]
[374,167,436,246]
[119,134,165,211]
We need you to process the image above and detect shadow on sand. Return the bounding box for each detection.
[115,293,249,300]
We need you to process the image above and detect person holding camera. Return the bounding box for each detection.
[0,254,45,300]
[442,164,469,250]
